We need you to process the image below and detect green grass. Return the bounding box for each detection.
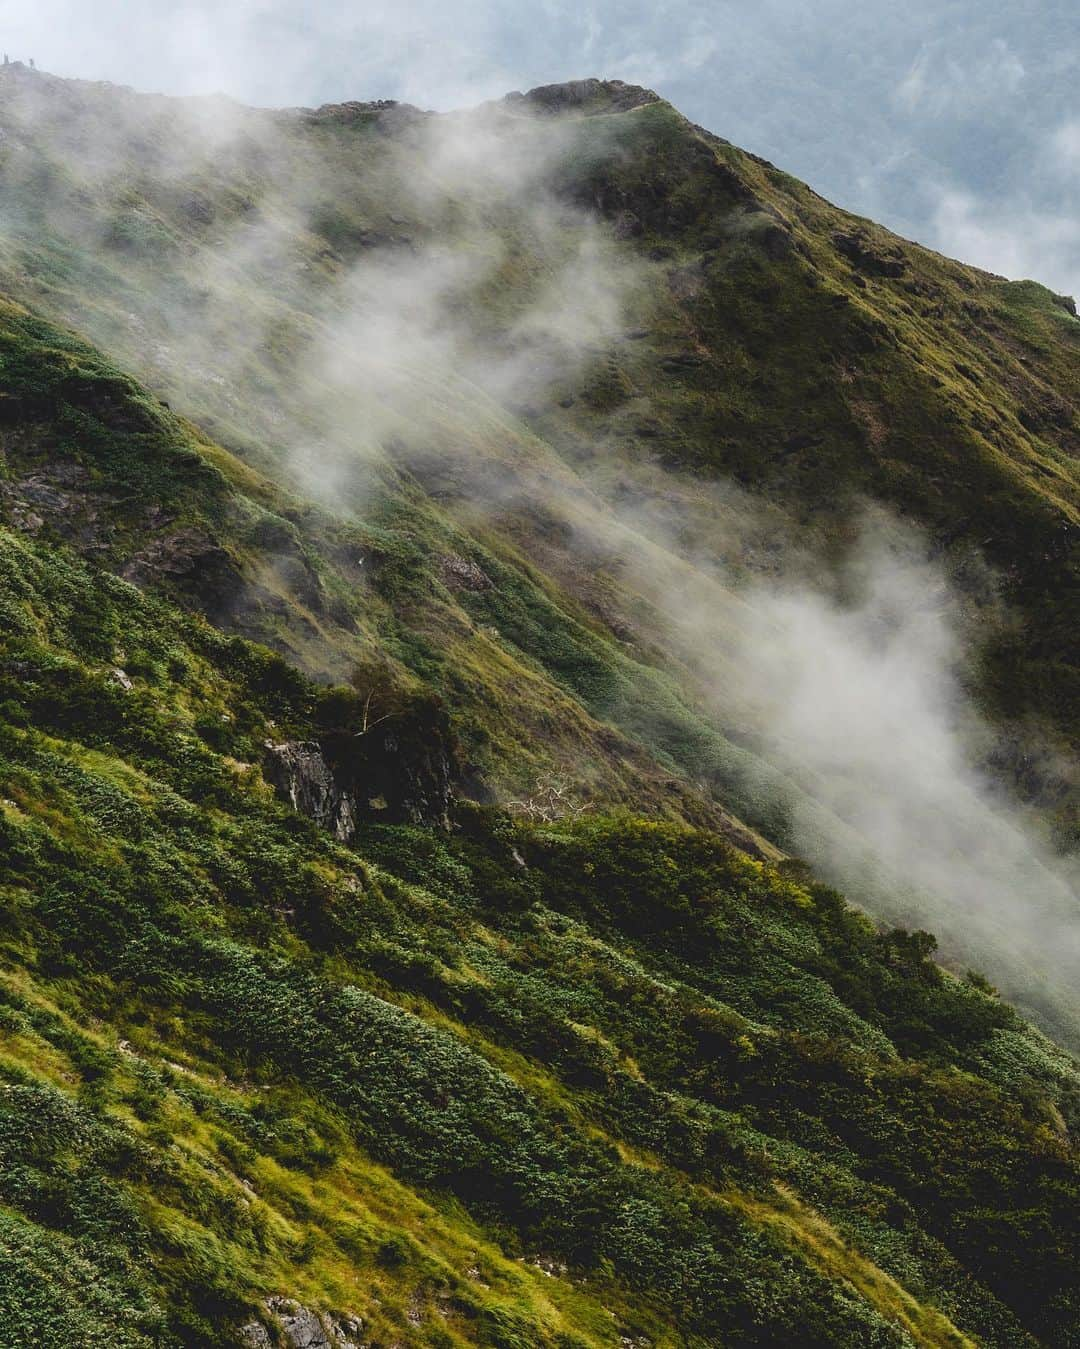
[0,510,1077,1345]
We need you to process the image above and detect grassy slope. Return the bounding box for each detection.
[0,71,1075,854]
[0,293,764,839]
[0,71,1075,739]
[1,72,1078,1039]
[1,495,1079,1347]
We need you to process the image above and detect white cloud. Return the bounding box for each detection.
[926,186,1079,296]
[895,37,1025,116]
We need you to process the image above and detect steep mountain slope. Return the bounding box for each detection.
[0,66,1078,1347]
[0,67,1077,744]
[1,66,1077,1038]
[1,340,1079,1344]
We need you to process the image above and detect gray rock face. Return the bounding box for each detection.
[119,526,231,586]
[238,1323,274,1349]
[832,229,907,278]
[264,695,458,837]
[0,463,107,547]
[254,1297,365,1349]
[271,1299,330,1349]
[263,740,358,842]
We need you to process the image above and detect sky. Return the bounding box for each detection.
[0,0,1077,295]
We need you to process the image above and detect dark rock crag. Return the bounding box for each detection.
[263,740,358,842]
[265,698,456,837]
[506,79,660,117]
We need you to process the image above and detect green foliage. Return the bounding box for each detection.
[0,526,1075,1346]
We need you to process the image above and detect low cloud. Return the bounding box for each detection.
[610,502,1080,1037]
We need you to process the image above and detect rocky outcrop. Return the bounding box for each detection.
[299,99,429,135]
[265,698,457,838]
[507,79,660,117]
[439,553,492,591]
[832,229,907,278]
[263,740,358,842]
[0,463,110,548]
[347,712,455,827]
[119,526,233,587]
[238,1323,274,1349]
[240,1297,364,1349]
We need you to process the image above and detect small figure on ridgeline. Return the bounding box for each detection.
[29,58,35,70]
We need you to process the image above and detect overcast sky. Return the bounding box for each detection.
[1,0,1077,296]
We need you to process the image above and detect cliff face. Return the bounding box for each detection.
[264,740,359,840]
[265,702,456,835]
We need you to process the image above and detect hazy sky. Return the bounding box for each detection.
[1,0,1077,295]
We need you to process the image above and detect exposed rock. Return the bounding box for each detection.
[832,230,906,278]
[119,526,232,587]
[439,553,493,591]
[299,100,428,138]
[262,1295,364,1349]
[6,503,43,534]
[265,696,457,836]
[238,1323,274,1349]
[264,740,358,842]
[269,1298,332,1349]
[0,463,108,547]
[326,704,456,828]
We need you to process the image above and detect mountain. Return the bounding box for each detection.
[0,65,1077,1347]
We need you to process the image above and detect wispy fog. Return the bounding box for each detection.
[722,529,1080,1031]
[1,1,1077,297]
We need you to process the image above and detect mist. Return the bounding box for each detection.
[3,0,1079,299]
[721,530,1080,1032]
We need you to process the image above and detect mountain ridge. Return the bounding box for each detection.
[0,67,1078,1347]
